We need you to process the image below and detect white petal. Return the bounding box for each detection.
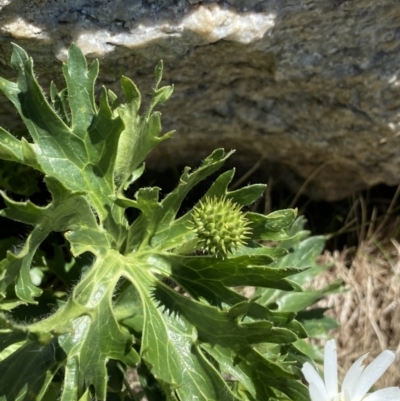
[342,353,369,400]
[352,350,395,401]
[362,387,400,401]
[309,383,331,401]
[324,339,338,398]
[302,362,329,401]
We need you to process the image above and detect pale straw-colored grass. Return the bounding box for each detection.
[252,166,400,387]
[314,234,400,388]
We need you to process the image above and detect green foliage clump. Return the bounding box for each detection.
[0,43,337,401]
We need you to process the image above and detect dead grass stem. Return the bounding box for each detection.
[314,233,400,387]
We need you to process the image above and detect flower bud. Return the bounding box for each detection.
[191,196,252,258]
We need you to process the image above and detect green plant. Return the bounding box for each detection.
[0,44,333,401]
[254,216,341,362]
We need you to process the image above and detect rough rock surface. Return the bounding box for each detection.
[1,0,400,201]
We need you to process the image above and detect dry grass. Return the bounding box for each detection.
[256,169,400,388]
[314,234,400,388]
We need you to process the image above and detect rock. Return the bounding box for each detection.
[1,0,400,201]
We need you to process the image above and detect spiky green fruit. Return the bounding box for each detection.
[191,196,252,258]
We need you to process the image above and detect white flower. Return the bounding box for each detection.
[302,339,400,401]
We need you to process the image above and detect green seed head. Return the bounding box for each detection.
[191,196,252,258]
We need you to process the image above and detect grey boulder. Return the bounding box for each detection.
[1,0,400,200]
